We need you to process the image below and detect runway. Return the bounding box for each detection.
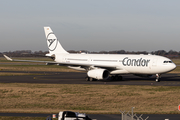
[0,71,180,86]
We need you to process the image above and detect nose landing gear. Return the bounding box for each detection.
[156,74,161,82]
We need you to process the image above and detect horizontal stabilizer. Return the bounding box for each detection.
[3,55,13,61]
[45,53,55,58]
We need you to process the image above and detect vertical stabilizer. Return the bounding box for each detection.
[44,27,69,54]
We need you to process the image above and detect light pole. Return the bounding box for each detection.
[132,107,135,120]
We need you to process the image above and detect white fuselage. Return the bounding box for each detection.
[55,53,176,75]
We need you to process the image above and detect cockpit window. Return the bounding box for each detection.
[163,61,172,63]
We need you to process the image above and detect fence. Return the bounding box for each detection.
[119,107,149,120]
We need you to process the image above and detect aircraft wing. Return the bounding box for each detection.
[3,55,119,70]
[61,62,118,70]
[3,55,58,64]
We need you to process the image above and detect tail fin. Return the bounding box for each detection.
[44,27,69,54]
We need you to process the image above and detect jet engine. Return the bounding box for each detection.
[87,69,109,80]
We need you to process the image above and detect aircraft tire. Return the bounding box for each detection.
[111,75,122,81]
[89,77,94,81]
[156,79,160,82]
[118,76,123,80]
[85,77,89,81]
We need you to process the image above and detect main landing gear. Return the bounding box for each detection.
[85,77,97,81]
[155,74,161,82]
[110,75,123,81]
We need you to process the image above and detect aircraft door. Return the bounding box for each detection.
[88,57,92,64]
[152,59,157,67]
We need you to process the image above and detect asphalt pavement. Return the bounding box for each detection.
[0,71,180,86]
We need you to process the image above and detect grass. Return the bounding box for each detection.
[0,83,180,114]
[0,116,49,120]
[0,72,42,76]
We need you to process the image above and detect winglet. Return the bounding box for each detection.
[3,55,13,61]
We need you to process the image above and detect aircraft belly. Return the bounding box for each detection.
[110,69,129,74]
[124,66,151,74]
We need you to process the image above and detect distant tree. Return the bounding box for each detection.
[151,50,167,56]
[168,50,178,55]
[1,49,179,58]
[99,51,108,54]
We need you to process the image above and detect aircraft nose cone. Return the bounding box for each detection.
[169,63,176,72]
[161,63,176,73]
[172,63,176,70]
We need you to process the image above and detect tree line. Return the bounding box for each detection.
[1,49,180,58]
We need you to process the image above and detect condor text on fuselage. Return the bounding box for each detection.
[122,57,150,67]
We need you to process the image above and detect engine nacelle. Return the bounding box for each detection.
[87,69,109,80]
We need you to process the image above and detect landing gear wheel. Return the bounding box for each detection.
[111,76,115,80]
[85,77,97,81]
[156,79,160,82]
[111,75,123,81]
[155,74,161,82]
[85,77,89,81]
[89,77,94,81]
[118,76,123,80]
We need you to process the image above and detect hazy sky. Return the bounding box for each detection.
[1,0,180,52]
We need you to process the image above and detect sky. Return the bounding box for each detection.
[0,0,180,52]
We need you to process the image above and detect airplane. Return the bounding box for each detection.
[4,27,176,82]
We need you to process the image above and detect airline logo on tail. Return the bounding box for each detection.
[47,33,58,51]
